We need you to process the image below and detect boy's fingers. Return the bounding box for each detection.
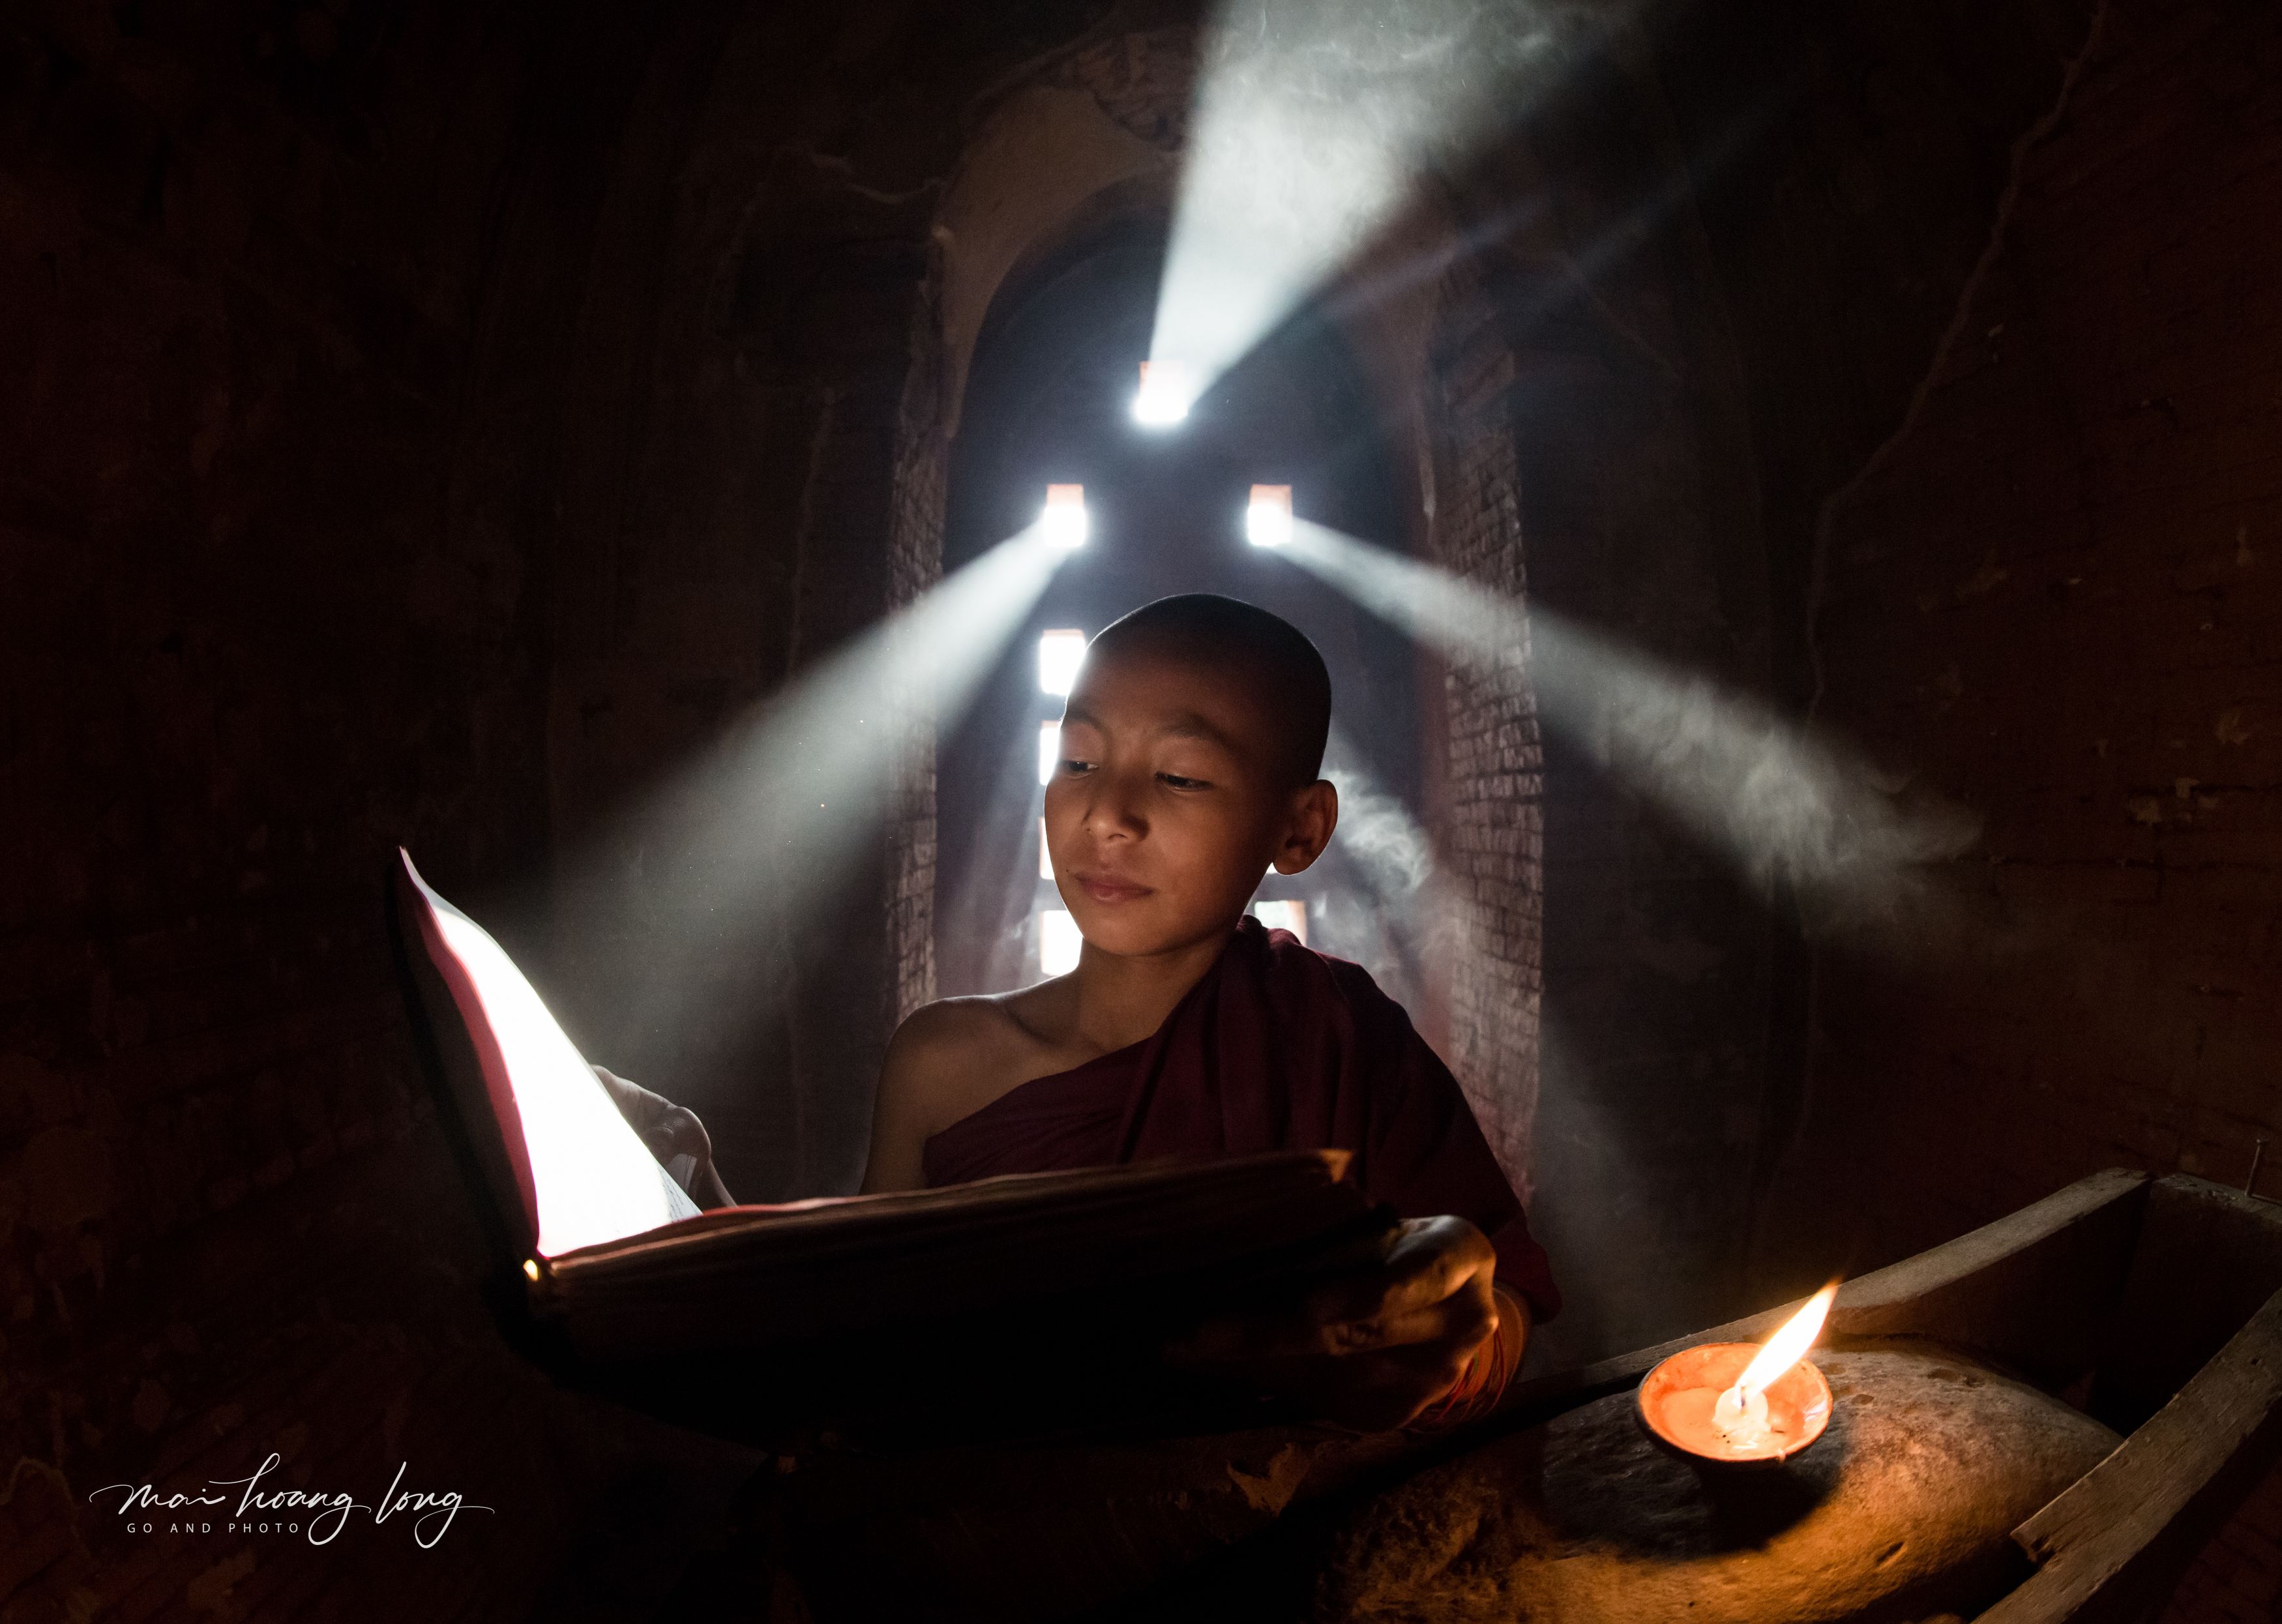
[1331,1346,1480,1430]
[1358,1289,1497,1357]
[637,1104,711,1159]
[1301,1217,1495,1335]
[1166,1277,1496,1366]
[1236,1338,1485,1432]
[1162,1216,1498,1367]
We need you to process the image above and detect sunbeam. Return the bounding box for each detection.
[1149,0,1599,402]
[1278,521,1979,938]
[567,524,1075,1046]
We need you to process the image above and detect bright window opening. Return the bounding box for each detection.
[1039,908,1083,975]
[1038,628,1086,697]
[1037,721,1061,787]
[1039,816,1054,880]
[1252,899,1308,944]
[1247,484,1294,548]
[1041,484,1088,548]
[1133,360,1193,426]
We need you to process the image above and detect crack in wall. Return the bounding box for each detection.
[1803,0,2112,728]
[1758,0,2114,1276]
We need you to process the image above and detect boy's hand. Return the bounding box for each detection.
[591,1065,736,1209]
[1161,1215,1507,1431]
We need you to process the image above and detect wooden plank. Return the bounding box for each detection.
[1976,1285,2282,1624]
[1500,1167,2150,1424]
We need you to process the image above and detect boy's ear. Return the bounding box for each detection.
[1271,779,1339,875]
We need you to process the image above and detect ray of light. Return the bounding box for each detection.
[1277,521,1979,934]
[1148,0,1595,406]
[567,525,1074,1046]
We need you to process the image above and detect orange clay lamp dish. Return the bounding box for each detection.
[1637,1283,1840,1464]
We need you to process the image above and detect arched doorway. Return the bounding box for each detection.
[934,214,1431,1006]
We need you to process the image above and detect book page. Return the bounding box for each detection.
[409,861,702,1255]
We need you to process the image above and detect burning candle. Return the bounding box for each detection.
[1712,1282,1836,1448]
[1637,1282,1841,1464]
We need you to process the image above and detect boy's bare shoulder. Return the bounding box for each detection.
[886,994,1037,1069]
[866,994,1058,1190]
[881,986,1070,1123]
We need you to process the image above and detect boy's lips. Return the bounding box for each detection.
[1073,871,1153,904]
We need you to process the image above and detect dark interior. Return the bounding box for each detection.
[8,0,2281,1616]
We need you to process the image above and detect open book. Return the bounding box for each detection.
[388,850,1382,1431]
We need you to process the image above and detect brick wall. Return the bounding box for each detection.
[1790,0,2282,1612]
[884,250,951,1030]
[1421,266,1546,1203]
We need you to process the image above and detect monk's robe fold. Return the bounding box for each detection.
[923,917,1560,1320]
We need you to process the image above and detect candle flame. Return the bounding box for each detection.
[1735,1282,1839,1396]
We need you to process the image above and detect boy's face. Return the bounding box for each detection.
[1044,640,1337,964]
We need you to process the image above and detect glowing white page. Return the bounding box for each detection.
[417,877,700,1256]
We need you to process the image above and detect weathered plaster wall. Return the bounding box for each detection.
[1739,0,2282,1282]
[1653,0,2280,1613]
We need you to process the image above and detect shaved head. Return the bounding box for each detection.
[1047,594,1341,960]
[1087,595,1333,790]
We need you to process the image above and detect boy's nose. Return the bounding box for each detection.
[1080,769,1151,839]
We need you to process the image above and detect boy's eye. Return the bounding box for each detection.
[1157,773,1210,791]
[1060,758,1095,776]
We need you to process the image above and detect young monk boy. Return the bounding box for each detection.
[861,593,1558,1429]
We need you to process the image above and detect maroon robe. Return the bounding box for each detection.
[923,917,1560,1320]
